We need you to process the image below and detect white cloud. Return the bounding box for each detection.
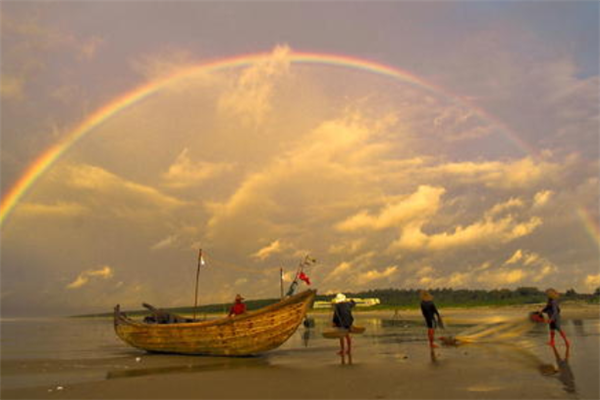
[66,266,113,289]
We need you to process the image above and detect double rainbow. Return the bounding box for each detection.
[1,50,596,247]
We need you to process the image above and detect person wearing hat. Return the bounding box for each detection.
[228,294,247,317]
[541,288,569,347]
[420,290,442,348]
[332,293,356,355]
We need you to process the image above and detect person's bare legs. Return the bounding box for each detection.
[547,330,556,347]
[428,328,438,348]
[337,337,345,355]
[345,335,352,355]
[559,329,570,347]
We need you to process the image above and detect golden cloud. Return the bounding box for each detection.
[251,240,283,260]
[336,185,446,232]
[357,266,398,285]
[66,266,113,289]
[161,148,234,188]
[15,201,87,218]
[218,45,291,127]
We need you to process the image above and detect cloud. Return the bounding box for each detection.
[488,197,524,217]
[356,266,398,285]
[533,190,553,207]
[393,215,542,251]
[66,266,113,289]
[218,45,291,127]
[14,201,87,218]
[151,235,178,250]
[328,239,366,255]
[1,74,25,100]
[130,47,197,81]
[429,157,563,189]
[161,148,234,188]
[252,240,283,260]
[61,163,187,209]
[336,185,446,232]
[585,274,600,290]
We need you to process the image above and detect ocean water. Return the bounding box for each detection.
[1,314,599,398]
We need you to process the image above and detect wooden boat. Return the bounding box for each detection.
[114,289,316,356]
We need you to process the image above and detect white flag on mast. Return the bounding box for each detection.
[198,249,206,266]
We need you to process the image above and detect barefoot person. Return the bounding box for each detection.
[332,293,355,355]
[420,290,442,348]
[541,288,569,347]
[228,294,247,317]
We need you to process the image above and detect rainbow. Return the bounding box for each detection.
[0,50,594,247]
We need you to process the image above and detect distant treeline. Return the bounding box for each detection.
[333,286,600,309]
[77,286,599,318]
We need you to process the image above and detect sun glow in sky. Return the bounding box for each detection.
[1,1,598,316]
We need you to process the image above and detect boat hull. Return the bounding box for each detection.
[114,289,316,356]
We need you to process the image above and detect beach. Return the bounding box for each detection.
[2,305,598,399]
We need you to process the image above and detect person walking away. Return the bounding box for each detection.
[228,294,247,317]
[332,293,356,355]
[420,290,442,348]
[542,288,569,347]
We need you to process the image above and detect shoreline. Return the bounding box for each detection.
[69,302,600,321]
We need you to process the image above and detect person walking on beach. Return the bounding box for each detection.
[541,288,569,347]
[228,294,247,317]
[332,293,355,355]
[420,290,443,348]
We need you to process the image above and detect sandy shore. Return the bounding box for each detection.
[0,349,572,399]
[2,304,598,399]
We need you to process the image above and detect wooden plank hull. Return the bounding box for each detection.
[114,289,316,356]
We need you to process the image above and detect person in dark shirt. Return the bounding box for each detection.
[228,294,247,317]
[332,293,355,355]
[541,288,569,347]
[420,290,442,348]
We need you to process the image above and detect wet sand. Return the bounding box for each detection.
[2,305,598,399]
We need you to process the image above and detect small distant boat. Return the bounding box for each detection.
[114,289,316,356]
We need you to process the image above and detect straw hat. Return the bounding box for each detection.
[333,293,347,303]
[545,288,559,299]
[419,290,433,301]
[235,294,244,301]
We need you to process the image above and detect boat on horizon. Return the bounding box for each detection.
[114,289,316,356]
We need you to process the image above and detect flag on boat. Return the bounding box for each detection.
[298,271,311,285]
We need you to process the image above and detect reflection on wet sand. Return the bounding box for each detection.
[106,356,270,380]
[339,351,353,366]
[551,345,576,394]
[429,348,438,364]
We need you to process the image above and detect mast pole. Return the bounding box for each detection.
[280,267,284,299]
[193,249,202,320]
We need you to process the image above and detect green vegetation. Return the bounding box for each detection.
[74,286,599,318]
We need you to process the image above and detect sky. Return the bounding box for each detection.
[1,1,598,317]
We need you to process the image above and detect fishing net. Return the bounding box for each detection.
[455,317,536,343]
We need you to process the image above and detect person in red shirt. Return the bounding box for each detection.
[228,294,247,317]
